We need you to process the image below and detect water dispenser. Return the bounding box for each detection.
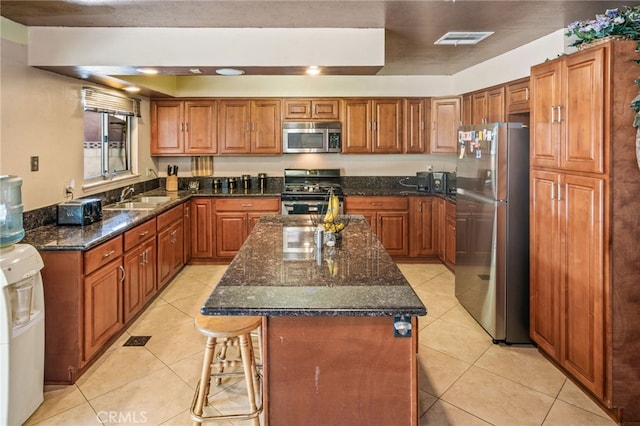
[0,176,25,248]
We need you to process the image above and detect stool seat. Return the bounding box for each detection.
[195,314,262,339]
[191,314,263,425]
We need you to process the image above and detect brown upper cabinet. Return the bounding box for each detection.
[505,78,530,114]
[470,86,505,124]
[151,99,218,155]
[283,98,340,120]
[404,98,429,154]
[341,98,404,154]
[429,96,461,154]
[218,99,282,155]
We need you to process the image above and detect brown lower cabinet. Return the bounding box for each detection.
[409,196,436,256]
[434,197,455,269]
[214,197,280,259]
[344,196,409,256]
[39,204,185,384]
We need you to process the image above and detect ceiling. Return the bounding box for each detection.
[0,0,623,76]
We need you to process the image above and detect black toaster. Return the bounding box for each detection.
[57,198,102,226]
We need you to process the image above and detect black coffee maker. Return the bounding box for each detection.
[416,172,432,192]
[430,172,447,194]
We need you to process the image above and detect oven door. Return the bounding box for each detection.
[283,129,328,153]
[281,200,343,215]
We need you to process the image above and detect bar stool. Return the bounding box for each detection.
[191,314,263,425]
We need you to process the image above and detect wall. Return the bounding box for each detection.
[0,21,157,212]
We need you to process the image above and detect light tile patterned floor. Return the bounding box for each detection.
[25,264,618,426]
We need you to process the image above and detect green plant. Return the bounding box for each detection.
[565,6,640,47]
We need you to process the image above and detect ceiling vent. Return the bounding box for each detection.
[434,31,494,46]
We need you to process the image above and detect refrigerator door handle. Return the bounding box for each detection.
[457,188,498,204]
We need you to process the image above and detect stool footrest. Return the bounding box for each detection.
[190,376,263,423]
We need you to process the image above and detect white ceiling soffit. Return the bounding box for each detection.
[26,27,385,75]
[434,32,494,46]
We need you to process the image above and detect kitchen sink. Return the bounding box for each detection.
[103,201,159,211]
[136,196,174,203]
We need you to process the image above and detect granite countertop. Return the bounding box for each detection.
[200,215,428,317]
[22,183,454,251]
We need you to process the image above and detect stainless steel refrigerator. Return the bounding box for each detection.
[455,122,531,344]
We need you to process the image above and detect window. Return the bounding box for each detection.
[82,88,140,181]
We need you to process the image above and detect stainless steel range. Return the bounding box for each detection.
[281,169,343,215]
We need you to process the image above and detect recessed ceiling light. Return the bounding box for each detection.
[137,68,159,75]
[306,66,321,76]
[124,86,140,93]
[189,68,203,74]
[434,31,494,46]
[215,68,245,76]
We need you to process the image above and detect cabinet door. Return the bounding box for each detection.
[191,198,215,259]
[141,240,157,302]
[123,248,143,323]
[283,99,312,119]
[444,201,457,268]
[151,100,184,155]
[342,99,372,153]
[184,100,217,154]
[252,99,282,154]
[530,170,561,358]
[486,87,505,123]
[506,78,530,114]
[560,174,604,397]
[462,94,473,126]
[218,99,251,154]
[84,258,123,360]
[215,212,247,258]
[561,48,605,174]
[430,97,460,154]
[530,60,562,169]
[183,201,192,264]
[157,220,183,287]
[404,98,427,154]
[372,98,403,153]
[376,211,409,256]
[471,91,487,124]
[410,197,436,256]
[311,99,340,120]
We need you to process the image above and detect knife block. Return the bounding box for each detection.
[166,175,178,192]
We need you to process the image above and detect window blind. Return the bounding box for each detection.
[82,87,141,117]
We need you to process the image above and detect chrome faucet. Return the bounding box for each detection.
[119,186,134,203]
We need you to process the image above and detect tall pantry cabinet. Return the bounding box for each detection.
[529,39,640,424]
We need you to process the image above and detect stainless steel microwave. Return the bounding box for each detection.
[282,121,342,153]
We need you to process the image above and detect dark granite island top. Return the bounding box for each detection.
[200,215,427,317]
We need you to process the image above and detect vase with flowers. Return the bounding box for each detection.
[565,6,640,48]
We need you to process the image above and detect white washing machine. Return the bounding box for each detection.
[0,244,45,426]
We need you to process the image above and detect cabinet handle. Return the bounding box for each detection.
[557,182,562,201]
[241,203,253,207]
[185,206,189,218]
[139,230,149,238]
[557,105,562,123]
[432,121,436,131]
[180,123,184,132]
[371,202,383,206]
[246,122,250,132]
[184,122,189,132]
[551,182,555,200]
[171,230,177,243]
[119,265,125,283]
[525,87,529,101]
[140,252,145,265]
[102,250,115,259]
[550,106,556,123]
[420,121,425,130]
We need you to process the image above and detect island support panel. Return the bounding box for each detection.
[264,316,419,426]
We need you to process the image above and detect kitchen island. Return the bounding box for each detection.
[201,215,427,426]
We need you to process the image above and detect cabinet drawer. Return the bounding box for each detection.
[345,196,409,211]
[215,197,280,212]
[85,236,123,275]
[124,218,157,251]
[157,204,183,229]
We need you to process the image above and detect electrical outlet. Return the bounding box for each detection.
[30,156,39,172]
[426,164,433,172]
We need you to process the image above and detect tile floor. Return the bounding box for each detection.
[24,263,618,426]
